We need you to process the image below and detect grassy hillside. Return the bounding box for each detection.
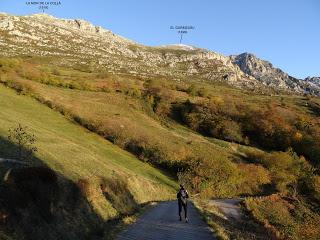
[0,84,176,239]
[0,57,274,198]
[1,56,320,240]
[0,84,176,191]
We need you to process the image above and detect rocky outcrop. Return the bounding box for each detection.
[305,77,320,85]
[230,53,304,92]
[302,77,320,95]
[230,53,320,95]
[0,18,14,30]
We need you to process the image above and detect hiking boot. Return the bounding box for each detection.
[185,218,189,223]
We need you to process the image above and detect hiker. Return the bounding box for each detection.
[177,184,189,222]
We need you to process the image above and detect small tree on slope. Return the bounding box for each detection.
[7,123,37,162]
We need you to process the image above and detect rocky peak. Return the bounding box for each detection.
[66,18,111,34]
[305,76,320,84]
[230,52,280,76]
[29,13,96,30]
[3,13,131,44]
[229,52,304,92]
[302,77,320,95]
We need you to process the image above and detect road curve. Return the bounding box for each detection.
[209,198,243,220]
[116,201,215,240]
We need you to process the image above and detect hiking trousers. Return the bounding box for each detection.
[178,200,187,218]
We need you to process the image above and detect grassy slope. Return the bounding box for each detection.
[18,78,237,163]
[2,57,320,239]
[0,56,276,192]
[6,77,277,198]
[0,84,177,219]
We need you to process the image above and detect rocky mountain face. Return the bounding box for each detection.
[0,13,318,95]
[303,77,320,95]
[230,53,320,95]
[230,53,305,93]
[306,77,320,84]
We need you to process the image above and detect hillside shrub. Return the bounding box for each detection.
[0,58,21,73]
[51,69,61,76]
[125,87,142,98]
[177,156,269,198]
[236,163,271,195]
[186,84,198,96]
[174,100,245,143]
[260,150,312,195]
[306,175,320,203]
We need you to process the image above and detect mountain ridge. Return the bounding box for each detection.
[0,12,319,95]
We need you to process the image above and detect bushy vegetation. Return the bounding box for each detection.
[186,84,209,97]
[173,97,320,168]
[0,57,144,93]
[305,175,320,202]
[178,156,271,198]
[260,150,311,194]
[241,149,320,240]
[245,195,320,240]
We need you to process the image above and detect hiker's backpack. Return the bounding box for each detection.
[179,189,188,204]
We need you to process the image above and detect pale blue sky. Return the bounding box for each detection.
[0,0,319,78]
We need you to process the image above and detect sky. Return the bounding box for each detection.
[0,0,319,79]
